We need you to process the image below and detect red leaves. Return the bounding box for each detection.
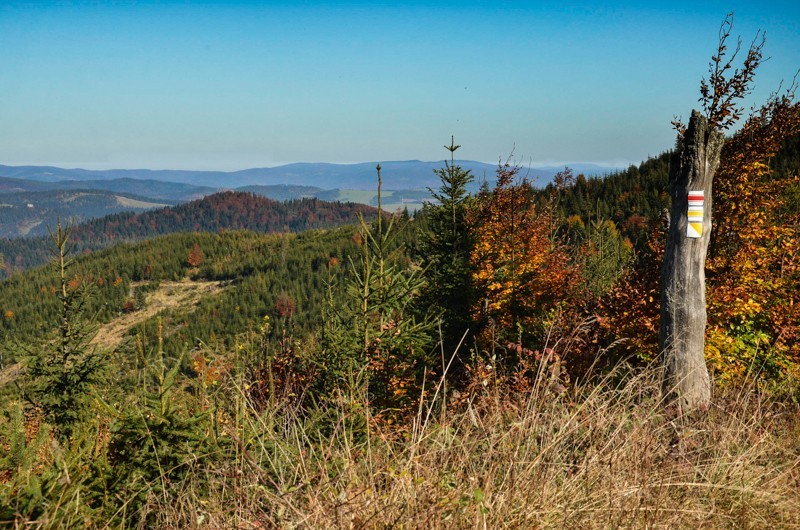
[187,243,204,267]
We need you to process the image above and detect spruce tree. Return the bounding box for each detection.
[22,218,106,439]
[320,164,434,414]
[419,137,475,374]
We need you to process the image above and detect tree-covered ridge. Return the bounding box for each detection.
[85,190,376,236]
[0,174,217,202]
[0,189,168,238]
[550,133,798,248]
[0,226,369,355]
[0,191,378,276]
[541,151,671,248]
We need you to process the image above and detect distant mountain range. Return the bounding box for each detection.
[0,161,619,190]
[0,161,621,238]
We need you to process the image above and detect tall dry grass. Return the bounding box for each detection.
[144,361,800,529]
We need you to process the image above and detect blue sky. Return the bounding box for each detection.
[1,1,798,171]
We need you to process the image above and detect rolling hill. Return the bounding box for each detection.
[0,175,213,202]
[0,191,377,275]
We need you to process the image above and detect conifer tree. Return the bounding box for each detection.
[22,218,106,439]
[419,137,475,369]
[104,321,216,519]
[320,165,434,413]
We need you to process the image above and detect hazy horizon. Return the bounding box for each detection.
[0,159,630,173]
[2,1,798,173]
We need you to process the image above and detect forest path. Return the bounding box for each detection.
[91,279,225,350]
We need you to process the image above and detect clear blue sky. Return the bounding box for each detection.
[1,1,798,171]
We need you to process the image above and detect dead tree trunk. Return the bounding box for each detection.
[659,110,724,410]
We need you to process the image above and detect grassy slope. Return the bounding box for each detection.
[6,358,796,528]
[90,279,225,350]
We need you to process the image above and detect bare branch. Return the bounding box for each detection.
[699,12,765,131]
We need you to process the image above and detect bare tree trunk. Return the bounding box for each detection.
[659,110,724,410]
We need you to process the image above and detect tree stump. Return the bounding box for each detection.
[659,110,724,410]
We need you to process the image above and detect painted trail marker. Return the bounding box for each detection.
[687,190,704,238]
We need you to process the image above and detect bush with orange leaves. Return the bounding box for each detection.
[705,91,800,384]
[591,220,665,369]
[470,163,580,357]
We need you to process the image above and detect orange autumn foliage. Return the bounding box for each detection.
[187,243,204,267]
[594,222,665,365]
[592,92,800,382]
[470,164,578,346]
[705,92,800,379]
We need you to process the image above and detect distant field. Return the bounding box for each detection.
[115,195,169,209]
[332,189,429,212]
[335,189,377,203]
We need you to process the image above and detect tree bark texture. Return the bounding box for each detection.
[659,110,724,410]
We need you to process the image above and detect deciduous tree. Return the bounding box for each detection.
[471,162,577,351]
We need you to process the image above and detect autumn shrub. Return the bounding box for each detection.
[590,221,664,366]
[240,315,318,414]
[704,91,800,382]
[469,163,580,359]
[705,325,790,386]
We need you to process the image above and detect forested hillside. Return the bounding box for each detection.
[0,189,168,238]
[0,226,378,358]
[542,151,671,247]
[0,191,377,276]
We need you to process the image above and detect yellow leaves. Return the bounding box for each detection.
[469,165,578,343]
[706,97,800,374]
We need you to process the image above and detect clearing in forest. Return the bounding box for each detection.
[91,279,225,349]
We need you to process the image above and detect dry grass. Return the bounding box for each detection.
[148,364,800,529]
[91,280,225,349]
[114,196,168,209]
